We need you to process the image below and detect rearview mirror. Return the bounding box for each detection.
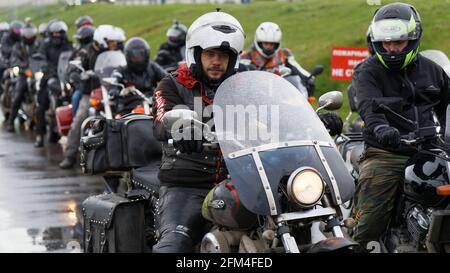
[317,91,343,111]
[311,65,324,77]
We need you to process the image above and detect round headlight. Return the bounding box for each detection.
[287,168,325,207]
[13,66,20,77]
[35,71,44,81]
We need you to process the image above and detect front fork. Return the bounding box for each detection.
[278,214,346,253]
[278,222,300,253]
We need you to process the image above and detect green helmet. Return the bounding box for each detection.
[370,2,422,70]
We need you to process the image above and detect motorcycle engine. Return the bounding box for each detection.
[405,205,433,250]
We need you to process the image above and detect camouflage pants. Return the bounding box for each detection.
[351,146,409,247]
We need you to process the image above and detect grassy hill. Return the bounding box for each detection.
[3,0,450,117]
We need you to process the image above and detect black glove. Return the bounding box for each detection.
[172,125,204,154]
[319,112,343,136]
[374,125,401,148]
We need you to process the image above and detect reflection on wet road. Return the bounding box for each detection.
[0,120,103,253]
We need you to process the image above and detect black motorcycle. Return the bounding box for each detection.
[79,112,162,252]
[43,50,73,143]
[363,98,450,253]
[336,91,450,253]
[163,71,358,253]
[1,66,19,122]
[15,55,47,131]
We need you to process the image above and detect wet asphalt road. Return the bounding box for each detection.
[0,116,103,253]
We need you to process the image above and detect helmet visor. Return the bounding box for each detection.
[128,48,147,63]
[371,18,420,42]
[167,28,183,38]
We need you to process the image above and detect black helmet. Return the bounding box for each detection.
[75,15,93,29]
[370,3,422,70]
[166,20,187,47]
[21,24,37,45]
[74,25,96,45]
[9,20,24,40]
[124,37,150,73]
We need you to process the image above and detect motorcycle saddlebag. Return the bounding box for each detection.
[55,104,73,136]
[82,192,146,253]
[80,114,162,174]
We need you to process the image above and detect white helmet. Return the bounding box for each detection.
[254,22,282,58]
[93,24,126,51]
[185,11,245,78]
[0,22,10,32]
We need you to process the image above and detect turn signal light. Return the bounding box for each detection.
[308,96,317,104]
[90,98,101,108]
[437,184,450,196]
[24,69,33,78]
[132,105,145,114]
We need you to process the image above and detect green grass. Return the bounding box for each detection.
[3,0,450,118]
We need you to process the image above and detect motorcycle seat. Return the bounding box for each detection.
[131,162,161,198]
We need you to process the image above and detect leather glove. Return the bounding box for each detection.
[319,112,343,136]
[173,125,204,154]
[374,125,401,148]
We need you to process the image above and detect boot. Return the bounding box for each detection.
[34,134,44,148]
[59,157,76,169]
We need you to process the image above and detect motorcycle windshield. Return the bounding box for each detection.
[94,51,127,79]
[420,49,450,77]
[57,51,73,83]
[29,57,46,74]
[213,71,354,215]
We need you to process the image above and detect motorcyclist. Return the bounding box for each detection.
[0,21,23,61]
[68,16,94,116]
[6,23,39,132]
[109,37,167,116]
[59,24,125,168]
[0,21,24,97]
[351,2,450,250]
[151,11,245,253]
[36,22,48,49]
[69,25,96,116]
[34,20,73,148]
[240,22,315,96]
[154,20,186,71]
